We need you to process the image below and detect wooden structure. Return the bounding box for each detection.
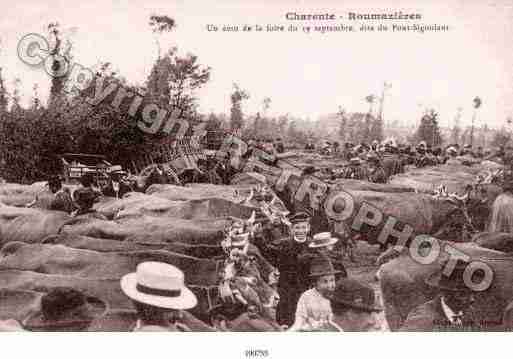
[60,153,112,185]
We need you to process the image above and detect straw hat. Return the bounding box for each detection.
[121,262,197,310]
[309,232,339,249]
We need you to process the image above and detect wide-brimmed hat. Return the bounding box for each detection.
[22,287,108,331]
[425,259,484,292]
[121,262,197,310]
[331,278,382,313]
[309,257,342,278]
[309,232,339,249]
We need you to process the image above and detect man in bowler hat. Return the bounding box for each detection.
[401,260,479,331]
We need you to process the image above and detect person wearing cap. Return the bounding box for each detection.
[102,168,132,198]
[401,260,478,331]
[288,256,342,331]
[330,277,385,331]
[298,232,347,293]
[22,287,108,331]
[257,212,312,327]
[415,141,436,168]
[121,262,213,331]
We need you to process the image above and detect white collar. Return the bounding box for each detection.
[440,297,462,323]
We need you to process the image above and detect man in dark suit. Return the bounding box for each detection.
[401,260,478,332]
[255,212,312,327]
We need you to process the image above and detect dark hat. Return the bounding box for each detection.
[22,287,107,331]
[425,259,485,292]
[331,278,382,313]
[288,212,310,224]
[309,257,342,278]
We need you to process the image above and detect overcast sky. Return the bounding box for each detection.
[1,0,512,129]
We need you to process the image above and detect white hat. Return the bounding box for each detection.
[120,262,197,310]
[309,232,339,248]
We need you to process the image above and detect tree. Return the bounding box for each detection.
[450,108,462,145]
[0,67,8,115]
[369,116,384,142]
[10,78,22,114]
[229,83,249,132]
[146,48,211,122]
[362,95,376,143]
[414,109,443,147]
[337,107,347,142]
[278,114,289,136]
[47,23,73,109]
[31,84,42,110]
[253,112,261,137]
[262,97,271,114]
[149,14,176,59]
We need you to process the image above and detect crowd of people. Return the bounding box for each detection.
[3,135,513,332]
